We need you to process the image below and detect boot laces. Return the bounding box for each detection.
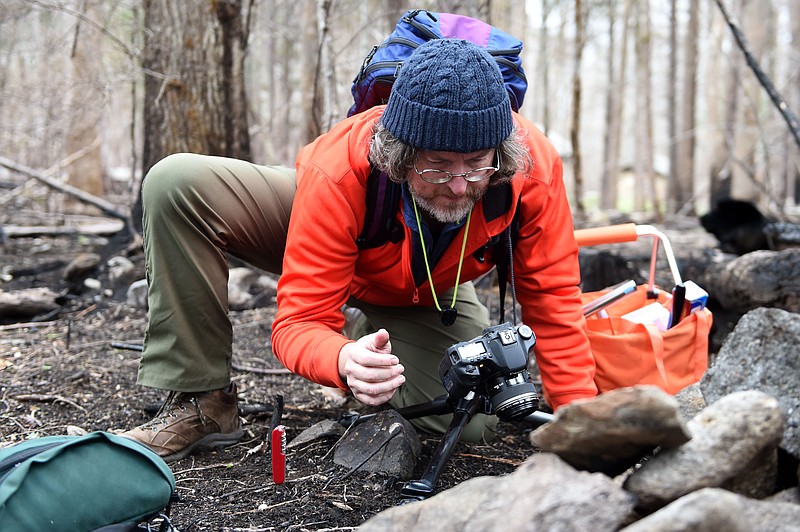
[144,391,210,429]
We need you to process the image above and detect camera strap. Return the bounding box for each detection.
[412,197,472,326]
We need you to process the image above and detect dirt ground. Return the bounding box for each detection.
[1,233,545,531]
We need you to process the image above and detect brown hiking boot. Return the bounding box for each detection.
[122,383,244,462]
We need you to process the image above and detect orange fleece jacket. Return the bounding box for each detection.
[271,106,597,410]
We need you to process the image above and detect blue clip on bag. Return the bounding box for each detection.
[0,431,177,532]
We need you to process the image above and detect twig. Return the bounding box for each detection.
[231,362,292,375]
[456,452,522,466]
[13,393,86,411]
[0,321,60,332]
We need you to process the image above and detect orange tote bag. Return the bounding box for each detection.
[575,224,713,394]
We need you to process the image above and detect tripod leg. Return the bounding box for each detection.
[400,394,484,502]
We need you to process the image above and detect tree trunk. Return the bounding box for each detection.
[312,0,336,135]
[633,0,659,218]
[66,1,105,205]
[600,0,618,211]
[536,1,555,135]
[134,0,252,232]
[140,0,251,175]
[667,0,679,214]
[674,0,699,215]
[785,0,800,210]
[571,0,586,217]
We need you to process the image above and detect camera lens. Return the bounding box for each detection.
[487,375,538,421]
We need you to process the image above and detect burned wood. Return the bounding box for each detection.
[0,288,60,318]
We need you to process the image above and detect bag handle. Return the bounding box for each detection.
[574,224,683,293]
[641,322,669,390]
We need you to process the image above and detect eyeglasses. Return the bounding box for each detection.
[413,152,500,184]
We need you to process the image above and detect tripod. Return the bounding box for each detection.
[339,392,553,502]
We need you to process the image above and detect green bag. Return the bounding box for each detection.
[0,431,177,531]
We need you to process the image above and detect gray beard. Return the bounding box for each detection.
[413,194,474,223]
[408,183,484,224]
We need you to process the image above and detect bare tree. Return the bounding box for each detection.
[140,0,252,178]
[671,0,699,215]
[535,0,558,136]
[600,0,632,212]
[667,0,679,213]
[570,0,586,217]
[633,0,660,218]
[784,0,800,210]
[65,0,105,203]
[311,0,336,135]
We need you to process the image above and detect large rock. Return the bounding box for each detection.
[359,453,635,532]
[701,307,800,458]
[530,386,690,476]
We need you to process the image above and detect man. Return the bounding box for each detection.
[123,39,597,462]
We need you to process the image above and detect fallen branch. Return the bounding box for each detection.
[0,155,128,221]
[3,220,125,238]
[232,361,292,375]
[0,320,60,332]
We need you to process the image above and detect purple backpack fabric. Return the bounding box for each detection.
[348,9,527,117]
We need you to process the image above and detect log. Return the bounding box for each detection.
[702,249,800,313]
[3,221,125,238]
[0,288,61,317]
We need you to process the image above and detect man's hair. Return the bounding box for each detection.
[369,122,533,185]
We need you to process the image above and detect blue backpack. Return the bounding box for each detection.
[348,9,528,117]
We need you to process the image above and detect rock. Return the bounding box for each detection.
[673,383,707,420]
[228,267,278,310]
[702,249,800,314]
[126,278,148,309]
[700,198,770,255]
[288,419,345,449]
[63,252,101,282]
[530,386,691,477]
[623,390,785,512]
[106,255,135,283]
[621,487,800,532]
[359,453,636,532]
[333,410,421,479]
[228,267,261,310]
[701,308,800,458]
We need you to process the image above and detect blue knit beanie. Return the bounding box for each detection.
[380,39,514,153]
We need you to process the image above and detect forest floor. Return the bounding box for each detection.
[1,231,547,531]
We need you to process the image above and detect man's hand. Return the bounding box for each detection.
[338,329,405,406]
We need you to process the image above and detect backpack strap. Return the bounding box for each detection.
[356,167,404,249]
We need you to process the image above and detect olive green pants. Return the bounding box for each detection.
[138,153,496,441]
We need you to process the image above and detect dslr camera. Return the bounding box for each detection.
[438,322,539,421]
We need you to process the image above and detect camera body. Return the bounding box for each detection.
[438,322,539,421]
